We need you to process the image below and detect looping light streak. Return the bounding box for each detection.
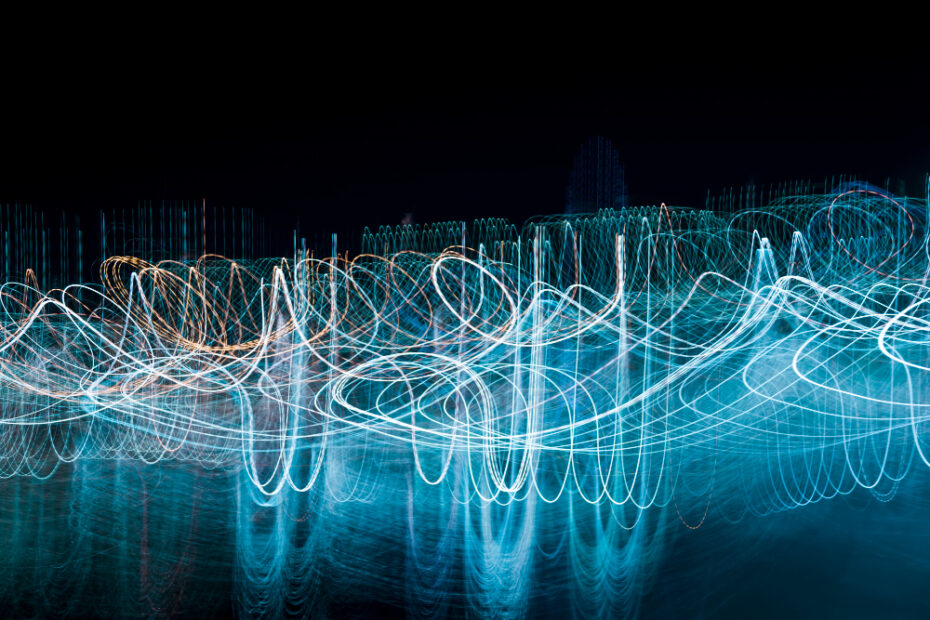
[2,184,930,615]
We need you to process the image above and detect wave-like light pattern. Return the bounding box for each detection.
[1,184,929,616]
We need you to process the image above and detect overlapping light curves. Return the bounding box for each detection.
[2,185,929,504]
[1,183,929,615]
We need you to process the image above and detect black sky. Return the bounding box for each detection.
[3,52,930,253]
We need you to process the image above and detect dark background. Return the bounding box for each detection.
[4,43,930,619]
[3,49,929,253]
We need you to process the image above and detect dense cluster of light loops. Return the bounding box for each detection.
[0,184,926,521]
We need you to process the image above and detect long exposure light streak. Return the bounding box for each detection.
[1,183,928,616]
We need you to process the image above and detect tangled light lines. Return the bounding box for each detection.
[1,184,928,617]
